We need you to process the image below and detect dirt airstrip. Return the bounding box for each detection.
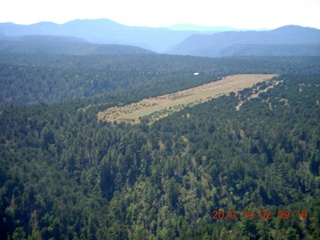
[97,74,278,124]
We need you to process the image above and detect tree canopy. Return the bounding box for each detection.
[0,54,320,239]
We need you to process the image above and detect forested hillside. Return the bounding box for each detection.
[0,54,319,107]
[0,35,155,55]
[0,54,320,239]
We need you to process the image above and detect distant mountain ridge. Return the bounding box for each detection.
[0,20,319,56]
[167,24,236,32]
[0,19,215,53]
[168,25,320,57]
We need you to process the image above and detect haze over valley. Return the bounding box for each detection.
[1,19,320,56]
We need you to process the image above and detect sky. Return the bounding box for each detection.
[0,0,320,29]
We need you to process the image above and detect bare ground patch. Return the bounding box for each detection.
[235,79,282,110]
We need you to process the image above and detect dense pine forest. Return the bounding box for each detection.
[0,53,320,239]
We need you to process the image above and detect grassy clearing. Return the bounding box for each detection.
[97,74,278,124]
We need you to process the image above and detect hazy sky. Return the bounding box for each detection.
[1,0,320,29]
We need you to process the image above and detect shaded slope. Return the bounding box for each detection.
[0,35,155,55]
